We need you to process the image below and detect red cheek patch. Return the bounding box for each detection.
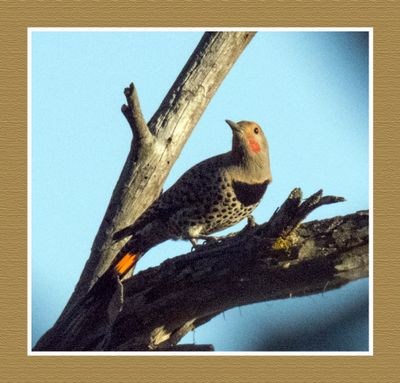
[248,138,261,153]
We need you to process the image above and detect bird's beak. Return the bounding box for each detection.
[225,119,241,132]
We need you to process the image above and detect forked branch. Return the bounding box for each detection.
[121,83,153,148]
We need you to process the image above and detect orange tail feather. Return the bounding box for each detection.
[115,252,138,276]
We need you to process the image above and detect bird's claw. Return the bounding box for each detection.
[190,235,220,251]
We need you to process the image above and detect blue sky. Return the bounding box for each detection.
[31,30,370,351]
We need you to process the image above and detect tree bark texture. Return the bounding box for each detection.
[34,188,368,351]
[107,191,369,351]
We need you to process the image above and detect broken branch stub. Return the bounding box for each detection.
[121,83,154,151]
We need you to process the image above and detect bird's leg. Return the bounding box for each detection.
[192,235,220,245]
[189,235,215,251]
[190,216,258,250]
[190,236,217,251]
[190,238,198,247]
[190,238,199,252]
[246,215,257,228]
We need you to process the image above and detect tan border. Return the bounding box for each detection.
[1,0,398,381]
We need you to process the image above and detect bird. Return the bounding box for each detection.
[96,120,272,286]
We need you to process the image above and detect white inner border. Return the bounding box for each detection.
[28,27,373,356]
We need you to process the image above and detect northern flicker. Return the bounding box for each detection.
[98,120,272,284]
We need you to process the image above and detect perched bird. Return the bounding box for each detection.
[99,120,272,283]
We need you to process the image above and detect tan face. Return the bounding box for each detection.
[226,120,268,156]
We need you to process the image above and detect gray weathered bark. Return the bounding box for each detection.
[105,190,369,351]
[34,188,368,351]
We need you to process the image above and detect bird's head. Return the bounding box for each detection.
[226,119,272,181]
[226,120,268,155]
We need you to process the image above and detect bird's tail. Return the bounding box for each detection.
[113,251,142,278]
[87,250,142,299]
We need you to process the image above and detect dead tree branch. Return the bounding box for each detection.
[121,83,154,150]
[108,190,368,351]
[34,189,368,351]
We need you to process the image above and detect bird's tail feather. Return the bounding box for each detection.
[114,252,140,277]
[87,250,142,299]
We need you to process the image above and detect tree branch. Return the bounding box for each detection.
[121,82,153,148]
[106,190,368,351]
[33,189,369,351]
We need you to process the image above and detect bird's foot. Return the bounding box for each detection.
[189,235,218,251]
[201,235,220,246]
[190,236,218,251]
[190,233,237,250]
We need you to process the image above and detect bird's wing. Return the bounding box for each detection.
[112,169,201,241]
[112,194,177,241]
[112,155,226,242]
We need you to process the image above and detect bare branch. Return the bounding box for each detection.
[33,189,368,351]
[121,82,153,146]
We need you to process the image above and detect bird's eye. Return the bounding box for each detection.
[254,127,259,134]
